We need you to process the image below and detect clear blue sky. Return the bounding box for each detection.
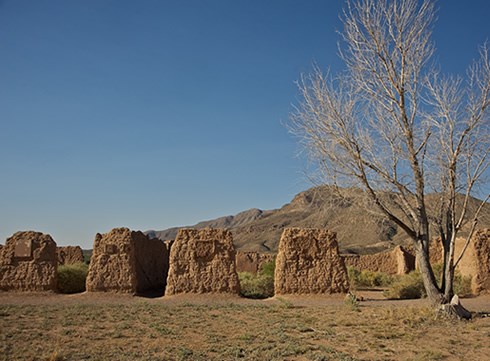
[0,1,489,248]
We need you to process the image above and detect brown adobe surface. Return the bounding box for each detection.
[0,231,57,291]
[86,228,167,294]
[274,228,349,294]
[165,228,240,295]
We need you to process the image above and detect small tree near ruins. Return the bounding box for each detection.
[290,0,489,305]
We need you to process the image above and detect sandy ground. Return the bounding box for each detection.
[1,291,490,360]
[1,290,489,311]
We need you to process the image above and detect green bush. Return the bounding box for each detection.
[347,266,394,289]
[383,264,473,300]
[431,263,473,297]
[238,261,276,299]
[383,271,426,299]
[259,260,275,278]
[82,250,92,265]
[454,273,473,297]
[238,272,275,299]
[57,262,88,294]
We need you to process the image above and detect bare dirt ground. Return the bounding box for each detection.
[0,291,489,361]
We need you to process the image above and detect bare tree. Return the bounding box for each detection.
[290,0,490,305]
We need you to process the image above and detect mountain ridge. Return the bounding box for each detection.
[146,186,490,255]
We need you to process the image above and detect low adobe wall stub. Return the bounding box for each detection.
[274,228,349,295]
[343,245,415,275]
[165,228,240,295]
[235,251,275,274]
[0,231,58,291]
[57,246,84,265]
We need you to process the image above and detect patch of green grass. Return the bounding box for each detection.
[275,297,294,309]
[414,350,445,360]
[150,323,173,335]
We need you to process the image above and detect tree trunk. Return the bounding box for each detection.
[442,233,457,302]
[415,244,444,304]
[443,262,455,303]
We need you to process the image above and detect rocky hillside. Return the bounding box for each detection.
[146,186,490,254]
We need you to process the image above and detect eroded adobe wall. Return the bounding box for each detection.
[86,228,137,292]
[86,228,167,293]
[274,228,349,294]
[166,228,240,295]
[133,232,168,293]
[456,229,490,294]
[0,231,57,291]
[395,246,416,275]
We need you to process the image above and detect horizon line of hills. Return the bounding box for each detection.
[144,186,490,255]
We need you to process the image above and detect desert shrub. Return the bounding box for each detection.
[259,260,275,278]
[57,262,88,294]
[384,264,474,300]
[238,259,276,299]
[453,274,473,297]
[238,272,274,299]
[82,250,92,265]
[431,263,473,297]
[238,268,274,299]
[383,271,426,299]
[403,263,475,298]
[347,266,394,289]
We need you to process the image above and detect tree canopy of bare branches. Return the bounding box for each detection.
[290,0,490,304]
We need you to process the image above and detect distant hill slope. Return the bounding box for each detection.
[146,186,490,254]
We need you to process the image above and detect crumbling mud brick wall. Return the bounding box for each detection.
[235,251,275,274]
[455,229,490,294]
[86,228,168,294]
[0,231,57,291]
[405,238,444,268]
[165,228,240,295]
[274,228,349,295]
[394,246,416,274]
[57,246,84,265]
[343,246,415,275]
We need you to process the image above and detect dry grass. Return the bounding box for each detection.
[0,293,489,361]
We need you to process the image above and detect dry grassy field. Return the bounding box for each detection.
[0,292,489,361]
